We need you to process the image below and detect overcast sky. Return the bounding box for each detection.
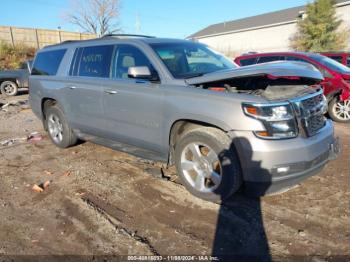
[1,0,309,38]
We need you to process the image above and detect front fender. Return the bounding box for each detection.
[340,88,350,101]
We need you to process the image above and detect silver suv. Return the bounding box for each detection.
[29,35,339,202]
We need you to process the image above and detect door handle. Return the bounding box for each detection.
[105,90,118,95]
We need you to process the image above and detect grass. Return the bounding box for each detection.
[0,42,36,70]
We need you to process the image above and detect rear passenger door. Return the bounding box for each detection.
[102,44,164,154]
[64,45,114,135]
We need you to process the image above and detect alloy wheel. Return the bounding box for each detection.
[180,142,222,193]
[333,100,350,121]
[47,114,64,144]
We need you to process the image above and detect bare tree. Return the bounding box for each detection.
[65,0,121,36]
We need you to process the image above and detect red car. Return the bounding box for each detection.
[321,52,350,67]
[235,52,350,122]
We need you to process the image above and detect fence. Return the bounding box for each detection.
[0,26,96,48]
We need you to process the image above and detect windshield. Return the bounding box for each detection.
[310,54,350,74]
[151,42,237,79]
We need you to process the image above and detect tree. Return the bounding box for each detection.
[66,0,121,37]
[290,0,347,52]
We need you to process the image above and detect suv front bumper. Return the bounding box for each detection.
[230,120,339,196]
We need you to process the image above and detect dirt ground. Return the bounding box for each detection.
[0,93,349,261]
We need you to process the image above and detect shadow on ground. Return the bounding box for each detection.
[212,137,272,261]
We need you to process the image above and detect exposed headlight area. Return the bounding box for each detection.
[242,102,298,139]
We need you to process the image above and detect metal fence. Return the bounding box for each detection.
[0,26,96,48]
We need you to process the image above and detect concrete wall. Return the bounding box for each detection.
[0,26,96,48]
[195,4,350,56]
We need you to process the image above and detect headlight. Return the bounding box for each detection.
[242,102,298,139]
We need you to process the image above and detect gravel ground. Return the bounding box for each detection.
[0,93,349,261]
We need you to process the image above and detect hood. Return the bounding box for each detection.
[186,61,323,85]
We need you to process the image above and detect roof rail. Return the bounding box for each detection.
[101,34,156,39]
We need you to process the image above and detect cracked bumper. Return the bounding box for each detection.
[229,120,338,196]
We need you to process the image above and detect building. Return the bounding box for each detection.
[188,0,350,55]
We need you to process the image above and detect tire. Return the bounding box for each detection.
[328,98,350,123]
[174,127,242,203]
[0,81,18,96]
[45,103,78,148]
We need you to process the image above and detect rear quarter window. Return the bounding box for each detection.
[31,49,67,76]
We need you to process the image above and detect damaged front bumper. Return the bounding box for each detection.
[230,120,339,196]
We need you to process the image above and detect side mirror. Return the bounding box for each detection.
[128,66,159,81]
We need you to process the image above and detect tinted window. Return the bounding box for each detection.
[78,45,114,78]
[328,56,343,64]
[31,49,66,76]
[151,43,236,79]
[112,45,154,79]
[240,58,257,66]
[347,57,350,66]
[257,56,284,64]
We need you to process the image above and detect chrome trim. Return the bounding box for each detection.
[290,88,327,137]
[242,88,326,139]
[289,88,324,103]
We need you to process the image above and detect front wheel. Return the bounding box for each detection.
[174,127,242,203]
[0,81,18,96]
[328,98,350,123]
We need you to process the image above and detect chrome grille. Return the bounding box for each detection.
[291,89,327,137]
[304,114,326,136]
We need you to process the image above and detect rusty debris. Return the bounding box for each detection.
[27,132,43,143]
[32,184,44,193]
[44,170,53,176]
[0,99,29,112]
[63,171,71,177]
[32,180,52,193]
[0,132,43,148]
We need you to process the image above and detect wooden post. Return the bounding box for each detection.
[9,27,15,47]
[35,29,40,48]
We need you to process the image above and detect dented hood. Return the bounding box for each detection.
[185,61,323,85]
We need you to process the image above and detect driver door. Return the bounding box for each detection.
[102,44,165,154]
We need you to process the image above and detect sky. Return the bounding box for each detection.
[0,0,310,38]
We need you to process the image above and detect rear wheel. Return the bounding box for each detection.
[329,98,350,123]
[45,104,78,148]
[0,81,18,96]
[174,127,242,202]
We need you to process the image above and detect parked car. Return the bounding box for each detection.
[321,52,350,67]
[29,36,338,202]
[234,52,350,122]
[0,60,32,96]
